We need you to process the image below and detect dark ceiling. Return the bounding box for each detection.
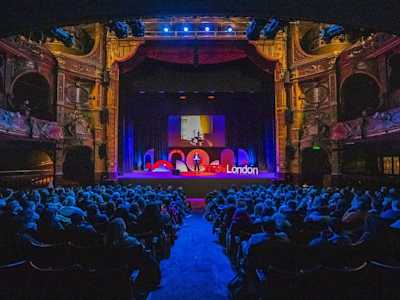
[2,0,400,36]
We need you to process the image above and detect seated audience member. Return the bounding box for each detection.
[66,213,99,246]
[137,202,164,235]
[86,203,109,225]
[309,228,331,247]
[251,202,265,223]
[104,218,161,291]
[37,207,65,243]
[380,195,400,221]
[341,195,369,230]
[242,219,289,257]
[327,218,352,246]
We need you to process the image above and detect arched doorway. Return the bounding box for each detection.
[301,147,331,185]
[63,146,94,183]
[11,72,52,120]
[340,73,380,121]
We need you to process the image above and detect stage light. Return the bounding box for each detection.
[109,21,129,39]
[163,27,169,33]
[246,19,268,40]
[204,26,211,32]
[208,95,216,100]
[50,27,75,47]
[226,26,233,33]
[262,18,282,39]
[127,19,145,37]
[179,95,187,100]
[320,24,345,43]
[183,26,189,32]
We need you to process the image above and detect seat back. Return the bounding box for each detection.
[27,262,83,300]
[0,261,29,300]
[26,240,71,268]
[68,242,107,270]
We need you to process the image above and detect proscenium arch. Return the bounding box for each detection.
[111,40,282,176]
[1,1,400,36]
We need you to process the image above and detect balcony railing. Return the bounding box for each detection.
[0,107,64,141]
[332,106,400,141]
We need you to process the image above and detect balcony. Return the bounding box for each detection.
[332,106,400,141]
[0,107,63,141]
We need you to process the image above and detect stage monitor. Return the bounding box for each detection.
[168,115,225,147]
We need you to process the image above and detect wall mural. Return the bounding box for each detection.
[0,107,63,140]
[332,106,400,141]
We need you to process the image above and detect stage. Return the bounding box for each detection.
[117,171,281,197]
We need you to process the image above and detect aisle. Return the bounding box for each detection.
[148,213,235,300]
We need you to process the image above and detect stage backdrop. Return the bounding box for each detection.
[119,46,275,173]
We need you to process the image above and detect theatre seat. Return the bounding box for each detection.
[0,261,29,300]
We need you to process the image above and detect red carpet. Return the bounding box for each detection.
[187,198,206,210]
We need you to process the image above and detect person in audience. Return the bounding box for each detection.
[327,218,352,246]
[105,217,161,292]
[242,219,289,257]
[380,194,400,221]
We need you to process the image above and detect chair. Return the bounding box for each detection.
[316,263,369,300]
[80,267,135,300]
[68,242,107,270]
[26,240,71,268]
[368,260,400,300]
[257,266,301,300]
[0,261,29,300]
[27,261,83,300]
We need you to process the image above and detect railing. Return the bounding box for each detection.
[0,107,63,140]
[332,106,400,141]
[0,169,54,188]
[144,30,247,40]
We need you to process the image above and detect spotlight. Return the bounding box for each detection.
[262,18,282,39]
[179,95,187,100]
[226,26,233,33]
[204,26,211,32]
[127,19,145,37]
[50,27,75,47]
[320,24,345,43]
[183,26,189,32]
[109,21,129,39]
[208,95,216,100]
[163,27,169,33]
[246,19,268,40]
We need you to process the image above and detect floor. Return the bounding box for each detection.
[148,212,235,300]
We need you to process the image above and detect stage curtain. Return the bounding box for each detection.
[120,41,274,74]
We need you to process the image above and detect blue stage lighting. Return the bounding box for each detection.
[226,26,233,33]
[205,26,210,32]
[50,27,75,47]
[163,27,169,33]
[183,26,189,32]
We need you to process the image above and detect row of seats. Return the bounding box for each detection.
[0,260,135,300]
[254,261,400,300]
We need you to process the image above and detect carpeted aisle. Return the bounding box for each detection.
[148,212,235,300]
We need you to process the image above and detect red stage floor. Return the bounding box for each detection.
[117,171,280,197]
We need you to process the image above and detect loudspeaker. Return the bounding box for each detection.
[285,109,294,124]
[102,70,110,86]
[98,143,107,159]
[172,169,180,176]
[100,109,109,124]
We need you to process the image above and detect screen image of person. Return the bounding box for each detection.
[181,115,212,147]
[167,115,225,147]
[193,151,201,172]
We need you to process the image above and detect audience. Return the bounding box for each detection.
[206,183,400,262]
[0,183,188,293]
